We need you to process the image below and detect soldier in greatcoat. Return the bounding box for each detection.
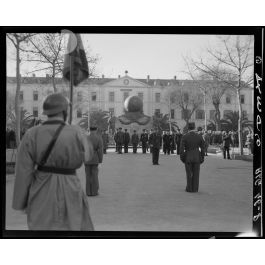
[114,128,119,152]
[131,130,139,153]
[140,129,149,154]
[149,127,162,165]
[12,93,94,230]
[85,125,103,196]
[180,123,205,193]
[123,128,130,153]
[222,131,232,159]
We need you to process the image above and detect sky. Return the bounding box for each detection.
[6,34,240,80]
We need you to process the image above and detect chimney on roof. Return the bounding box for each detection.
[32,73,36,77]
[118,75,120,78]
[147,75,150,82]
[174,75,176,80]
[125,70,128,75]
[102,74,105,78]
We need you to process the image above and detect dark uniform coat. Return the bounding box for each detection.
[150,132,162,165]
[180,130,205,192]
[116,131,124,153]
[140,133,149,153]
[85,131,103,196]
[12,120,94,230]
[101,132,109,153]
[131,133,139,153]
[124,131,130,153]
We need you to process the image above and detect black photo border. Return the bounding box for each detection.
[0,26,264,239]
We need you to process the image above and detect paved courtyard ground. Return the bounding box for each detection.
[5,149,253,232]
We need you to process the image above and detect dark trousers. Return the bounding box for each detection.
[115,142,118,152]
[124,143,129,153]
[132,144,138,153]
[152,148,160,164]
[117,143,123,154]
[103,148,107,154]
[85,164,99,196]
[184,162,200,192]
[150,146,153,153]
[142,143,147,153]
[165,145,170,155]
[223,146,230,159]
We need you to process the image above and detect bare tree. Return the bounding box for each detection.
[163,86,178,131]
[189,36,254,155]
[22,34,100,92]
[183,57,231,130]
[174,85,203,131]
[6,33,36,146]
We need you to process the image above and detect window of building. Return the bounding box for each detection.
[91,92,97,101]
[209,110,215,120]
[170,109,175,119]
[33,107,38,117]
[195,109,205,120]
[226,95,231,104]
[243,110,248,118]
[77,91,82,102]
[240,94,245,104]
[76,109,82,118]
[223,110,233,118]
[155,93,160,103]
[19,91,23,101]
[154,109,160,117]
[33,91,38,101]
[109,108,115,116]
[181,109,191,120]
[124,91,129,101]
[183,92,189,102]
[138,92,144,101]
[109,92,115,102]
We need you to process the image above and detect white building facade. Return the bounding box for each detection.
[6,73,253,130]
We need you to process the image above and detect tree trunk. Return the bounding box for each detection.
[213,104,221,131]
[237,89,243,155]
[15,41,21,147]
[52,62,57,93]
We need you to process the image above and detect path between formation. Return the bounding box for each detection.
[6,150,252,232]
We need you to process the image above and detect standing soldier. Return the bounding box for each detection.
[180,123,205,193]
[149,127,162,165]
[140,129,149,154]
[123,128,130,153]
[222,131,232,159]
[175,128,182,155]
[163,131,170,155]
[12,93,94,230]
[116,127,124,154]
[162,131,166,154]
[169,131,175,154]
[148,129,154,153]
[101,130,109,154]
[131,130,139,153]
[146,130,149,152]
[85,124,103,196]
[114,128,119,152]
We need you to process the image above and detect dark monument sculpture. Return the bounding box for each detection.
[118,96,151,125]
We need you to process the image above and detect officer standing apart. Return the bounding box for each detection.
[85,124,103,196]
[131,130,139,153]
[116,127,124,154]
[175,129,182,155]
[12,93,94,230]
[149,127,162,165]
[140,129,149,154]
[123,128,130,153]
[180,123,205,193]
